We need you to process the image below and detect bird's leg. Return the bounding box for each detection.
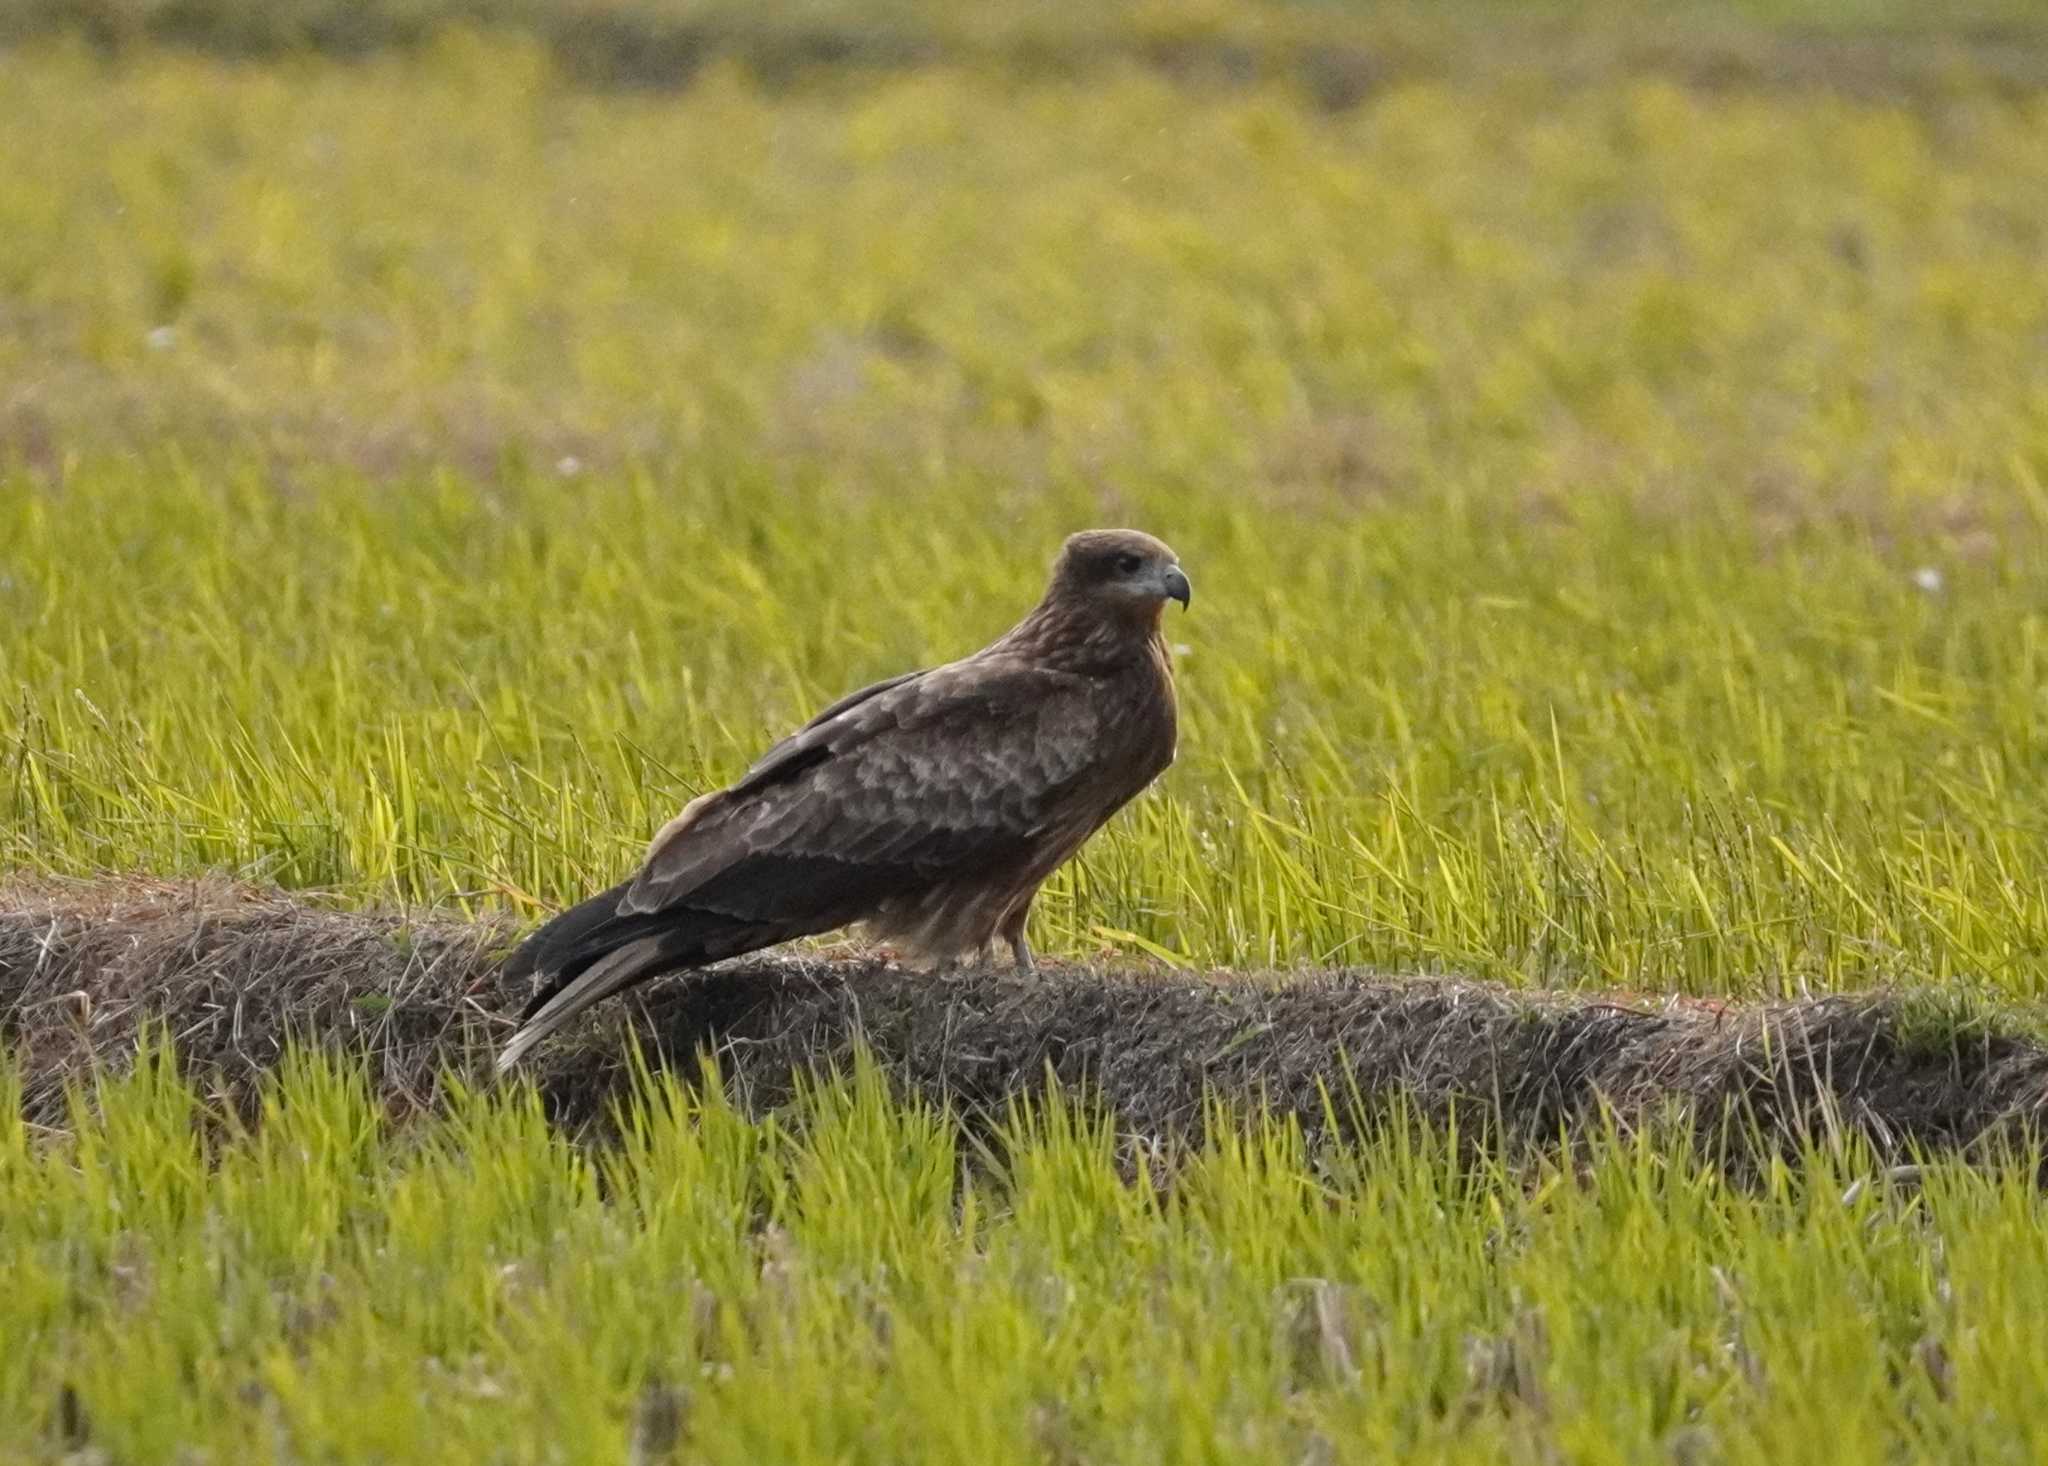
[999,898,1037,975]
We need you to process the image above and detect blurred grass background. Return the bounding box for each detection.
[9,0,2048,97]
[3,6,2047,998]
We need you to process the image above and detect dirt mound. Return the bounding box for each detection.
[5,878,2046,1167]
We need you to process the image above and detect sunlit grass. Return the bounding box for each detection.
[7,457,2048,995]
[4,44,2048,995]
[5,1046,2047,1463]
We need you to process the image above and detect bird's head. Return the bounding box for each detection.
[1048,529,1191,621]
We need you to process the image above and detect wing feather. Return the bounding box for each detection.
[620,657,1111,920]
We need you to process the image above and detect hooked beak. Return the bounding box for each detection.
[1162,564,1192,609]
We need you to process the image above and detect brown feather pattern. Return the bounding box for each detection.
[496,528,1187,1070]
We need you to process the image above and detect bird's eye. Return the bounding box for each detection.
[1115,553,1143,574]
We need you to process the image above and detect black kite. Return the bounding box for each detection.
[495,528,1190,1070]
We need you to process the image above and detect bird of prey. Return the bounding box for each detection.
[495,528,1191,1071]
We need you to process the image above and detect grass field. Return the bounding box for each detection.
[10,1049,2048,1463]
[6,6,2048,1459]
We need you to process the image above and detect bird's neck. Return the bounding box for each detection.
[1000,596,1167,675]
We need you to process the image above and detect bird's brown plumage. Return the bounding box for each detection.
[495,528,1190,1070]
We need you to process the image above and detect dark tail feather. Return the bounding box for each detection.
[496,882,755,1071]
[504,880,645,1011]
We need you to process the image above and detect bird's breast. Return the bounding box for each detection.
[1087,638,1179,789]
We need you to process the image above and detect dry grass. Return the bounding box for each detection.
[8,878,2045,1170]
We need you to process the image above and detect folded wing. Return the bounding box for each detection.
[623,657,1105,921]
